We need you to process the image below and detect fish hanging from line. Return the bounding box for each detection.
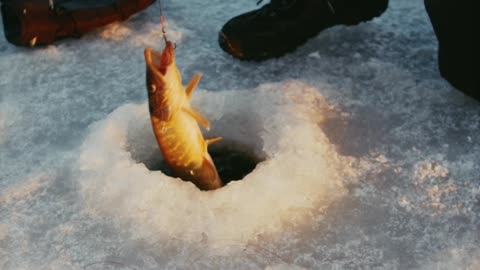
[144,41,224,190]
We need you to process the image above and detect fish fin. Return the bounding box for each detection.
[206,137,222,146]
[185,74,202,99]
[182,107,210,130]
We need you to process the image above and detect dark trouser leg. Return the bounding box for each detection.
[424,0,478,101]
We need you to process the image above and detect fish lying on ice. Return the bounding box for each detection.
[144,41,223,190]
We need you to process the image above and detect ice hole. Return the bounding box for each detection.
[140,140,264,185]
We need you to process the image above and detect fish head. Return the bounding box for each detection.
[144,42,181,121]
[145,41,175,76]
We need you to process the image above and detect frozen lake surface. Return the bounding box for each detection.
[1,0,479,269]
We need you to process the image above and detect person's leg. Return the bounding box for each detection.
[424,0,478,101]
[219,0,389,61]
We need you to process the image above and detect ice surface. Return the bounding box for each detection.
[1,0,479,269]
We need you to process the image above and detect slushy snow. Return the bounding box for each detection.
[1,0,479,269]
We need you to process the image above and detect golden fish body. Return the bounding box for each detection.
[144,42,223,190]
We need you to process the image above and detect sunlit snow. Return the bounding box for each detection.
[1,0,479,269]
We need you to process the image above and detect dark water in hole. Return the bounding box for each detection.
[146,145,262,185]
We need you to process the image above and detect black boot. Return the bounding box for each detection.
[219,0,388,61]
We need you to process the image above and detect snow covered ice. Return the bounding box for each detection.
[1,0,479,269]
[79,82,346,245]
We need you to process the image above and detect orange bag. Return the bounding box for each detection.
[1,0,155,46]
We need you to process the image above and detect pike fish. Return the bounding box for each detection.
[144,42,223,190]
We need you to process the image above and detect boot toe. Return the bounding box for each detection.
[218,30,246,59]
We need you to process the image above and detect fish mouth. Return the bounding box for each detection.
[144,41,175,76]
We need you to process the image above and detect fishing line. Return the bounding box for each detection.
[158,0,169,44]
